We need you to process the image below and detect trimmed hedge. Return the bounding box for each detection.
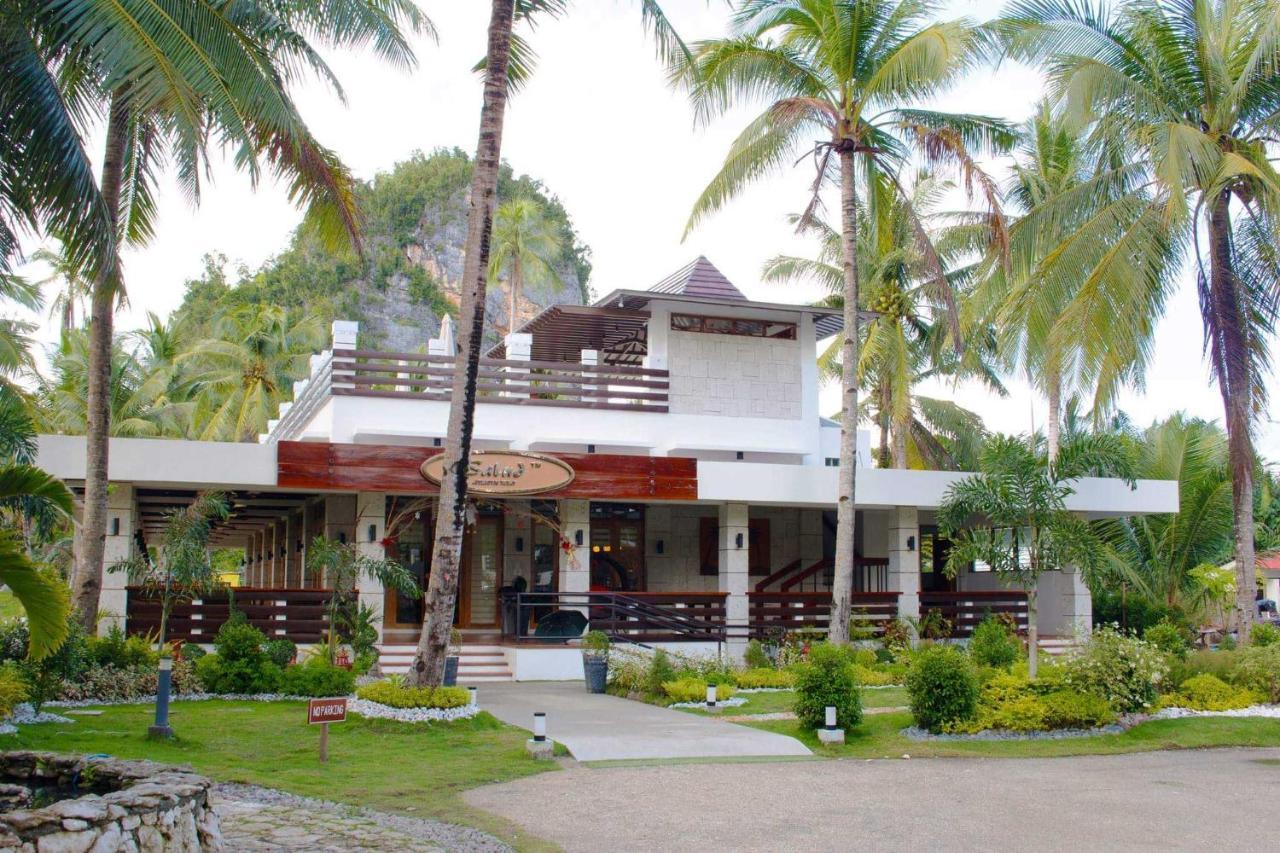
[735,668,795,689]
[907,645,978,733]
[793,643,862,731]
[662,678,735,704]
[355,680,471,709]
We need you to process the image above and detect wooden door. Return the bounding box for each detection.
[460,515,504,627]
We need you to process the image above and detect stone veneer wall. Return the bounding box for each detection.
[665,331,802,419]
[0,753,222,852]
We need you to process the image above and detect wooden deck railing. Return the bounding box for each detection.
[747,591,900,638]
[330,349,670,413]
[125,587,334,644]
[503,591,726,643]
[920,590,1029,637]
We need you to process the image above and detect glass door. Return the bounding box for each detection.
[462,516,503,627]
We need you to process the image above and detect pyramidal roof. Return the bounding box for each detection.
[647,256,747,302]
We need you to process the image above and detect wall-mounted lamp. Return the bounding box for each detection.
[515,536,524,553]
[433,437,442,447]
[368,524,377,543]
[338,532,347,545]
[574,529,584,546]
[735,532,744,549]
[109,517,120,536]
[907,535,916,552]
[296,540,304,554]
[735,451,744,460]
[587,444,596,454]
[655,539,665,555]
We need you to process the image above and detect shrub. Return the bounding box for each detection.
[735,667,794,689]
[1163,673,1259,711]
[1040,690,1115,729]
[606,647,649,696]
[0,621,27,663]
[643,649,678,697]
[881,618,912,654]
[356,679,470,709]
[969,616,1020,669]
[744,640,772,670]
[792,643,862,731]
[1250,623,1280,648]
[86,627,158,670]
[661,678,735,704]
[213,618,268,664]
[850,648,878,668]
[195,653,283,694]
[1143,619,1191,660]
[1062,626,1168,713]
[906,645,978,733]
[180,643,207,662]
[263,638,297,669]
[852,665,899,686]
[1168,648,1238,686]
[917,609,953,641]
[56,659,202,703]
[1231,644,1280,703]
[581,630,610,658]
[0,664,26,719]
[16,617,89,711]
[281,657,356,697]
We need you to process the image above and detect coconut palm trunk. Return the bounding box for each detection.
[1045,368,1061,466]
[410,0,515,686]
[1205,191,1256,642]
[508,255,523,335]
[72,91,128,630]
[829,143,861,645]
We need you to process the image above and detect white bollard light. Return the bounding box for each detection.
[468,686,478,707]
[533,711,547,742]
[825,706,837,730]
[526,711,554,759]
[706,684,717,708]
[818,704,845,745]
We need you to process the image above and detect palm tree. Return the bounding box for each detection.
[999,0,1280,639]
[489,197,566,334]
[182,305,325,442]
[766,176,1003,470]
[35,0,432,630]
[411,0,689,686]
[31,247,91,333]
[681,0,1014,641]
[939,432,1135,676]
[1096,415,1234,612]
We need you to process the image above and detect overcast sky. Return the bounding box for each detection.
[14,0,1280,460]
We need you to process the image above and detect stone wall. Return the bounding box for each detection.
[666,331,802,420]
[0,753,222,851]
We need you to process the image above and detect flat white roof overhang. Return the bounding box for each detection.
[37,435,1178,516]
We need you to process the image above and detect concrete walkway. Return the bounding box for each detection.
[466,748,1280,851]
[476,682,811,761]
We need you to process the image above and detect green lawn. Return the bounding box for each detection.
[679,687,907,717]
[0,700,560,852]
[745,710,1280,758]
[0,589,23,622]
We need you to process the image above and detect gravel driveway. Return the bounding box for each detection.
[465,748,1280,851]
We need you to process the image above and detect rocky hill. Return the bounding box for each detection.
[174,148,591,351]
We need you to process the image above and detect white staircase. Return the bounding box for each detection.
[375,643,513,682]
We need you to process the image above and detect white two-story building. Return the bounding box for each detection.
[39,257,1178,680]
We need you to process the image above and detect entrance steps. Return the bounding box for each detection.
[1037,636,1078,657]
[375,643,513,682]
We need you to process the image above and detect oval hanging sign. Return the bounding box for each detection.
[419,450,575,496]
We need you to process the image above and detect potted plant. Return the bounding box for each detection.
[444,628,462,687]
[581,630,610,694]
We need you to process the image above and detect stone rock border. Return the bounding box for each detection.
[35,694,482,725]
[0,752,222,851]
[1150,703,1280,720]
[902,724,1125,741]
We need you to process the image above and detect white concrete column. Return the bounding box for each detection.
[283,514,295,589]
[355,493,388,643]
[799,509,824,578]
[798,313,821,463]
[580,348,599,404]
[503,500,533,589]
[331,319,358,352]
[719,502,750,660]
[325,494,357,588]
[887,506,920,622]
[97,484,136,636]
[504,333,532,399]
[269,522,281,588]
[559,500,591,618]
[1036,567,1092,639]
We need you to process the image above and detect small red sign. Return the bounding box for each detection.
[307,697,347,725]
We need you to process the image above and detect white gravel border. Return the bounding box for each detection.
[668,697,748,709]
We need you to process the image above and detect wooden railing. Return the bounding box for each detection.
[125,587,334,644]
[504,591,726,643]
[746,591,899,638]
[755,557,891,594]
[920,590,1029,637]
[330,349,670,413]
